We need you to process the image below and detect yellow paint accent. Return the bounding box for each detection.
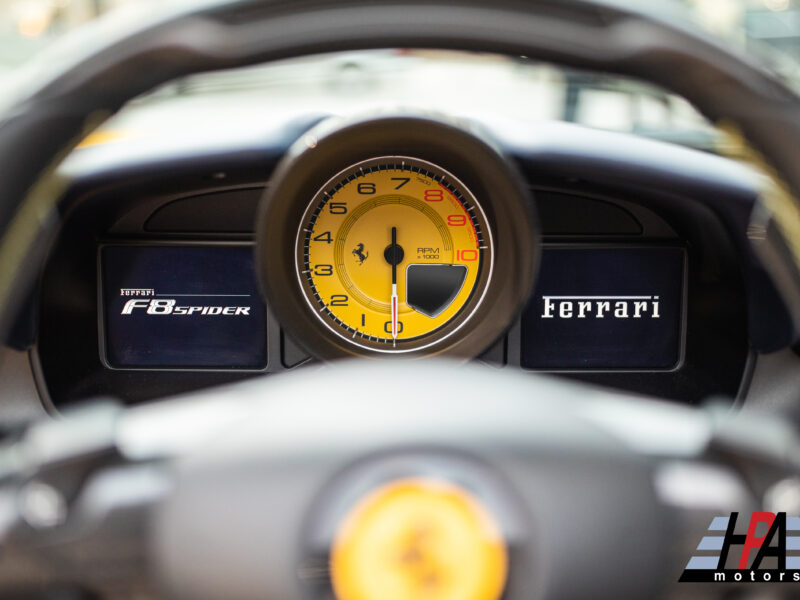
[76,129,143,148]
[331,478,508,600]
[717,122,800,272]
[305,166,484,342]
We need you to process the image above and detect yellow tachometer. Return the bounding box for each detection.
[258,113,537,360]
[296,157,493,353]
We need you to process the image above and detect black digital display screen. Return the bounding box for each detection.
[521,247,685,370]
[100,245,267,369]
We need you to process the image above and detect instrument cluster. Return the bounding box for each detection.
[33,113,755,408]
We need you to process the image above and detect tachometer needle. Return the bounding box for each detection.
[391,285,398,344]
[384,225,405,346]
[390,226,399,344]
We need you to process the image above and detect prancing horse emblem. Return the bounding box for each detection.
[352,243,368,265]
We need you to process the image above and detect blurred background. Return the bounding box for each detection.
[0,0,798,152]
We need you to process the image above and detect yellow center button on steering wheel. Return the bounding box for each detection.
[330,478,508,600]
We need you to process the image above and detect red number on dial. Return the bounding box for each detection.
[447,215,467,226]
[456,249,478,261]
[424,189,444,202]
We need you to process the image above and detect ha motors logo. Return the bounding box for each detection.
[681,512,800,583]
[541,295,660,319]
[119,288,252,316]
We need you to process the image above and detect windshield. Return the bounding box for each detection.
[2,0,798,151]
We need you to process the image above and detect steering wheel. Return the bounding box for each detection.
[0,1,798,599]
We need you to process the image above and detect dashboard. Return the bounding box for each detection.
[22,111,791,410]
[2,8,800,598]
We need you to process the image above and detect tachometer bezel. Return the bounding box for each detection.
[256,113,539,360]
